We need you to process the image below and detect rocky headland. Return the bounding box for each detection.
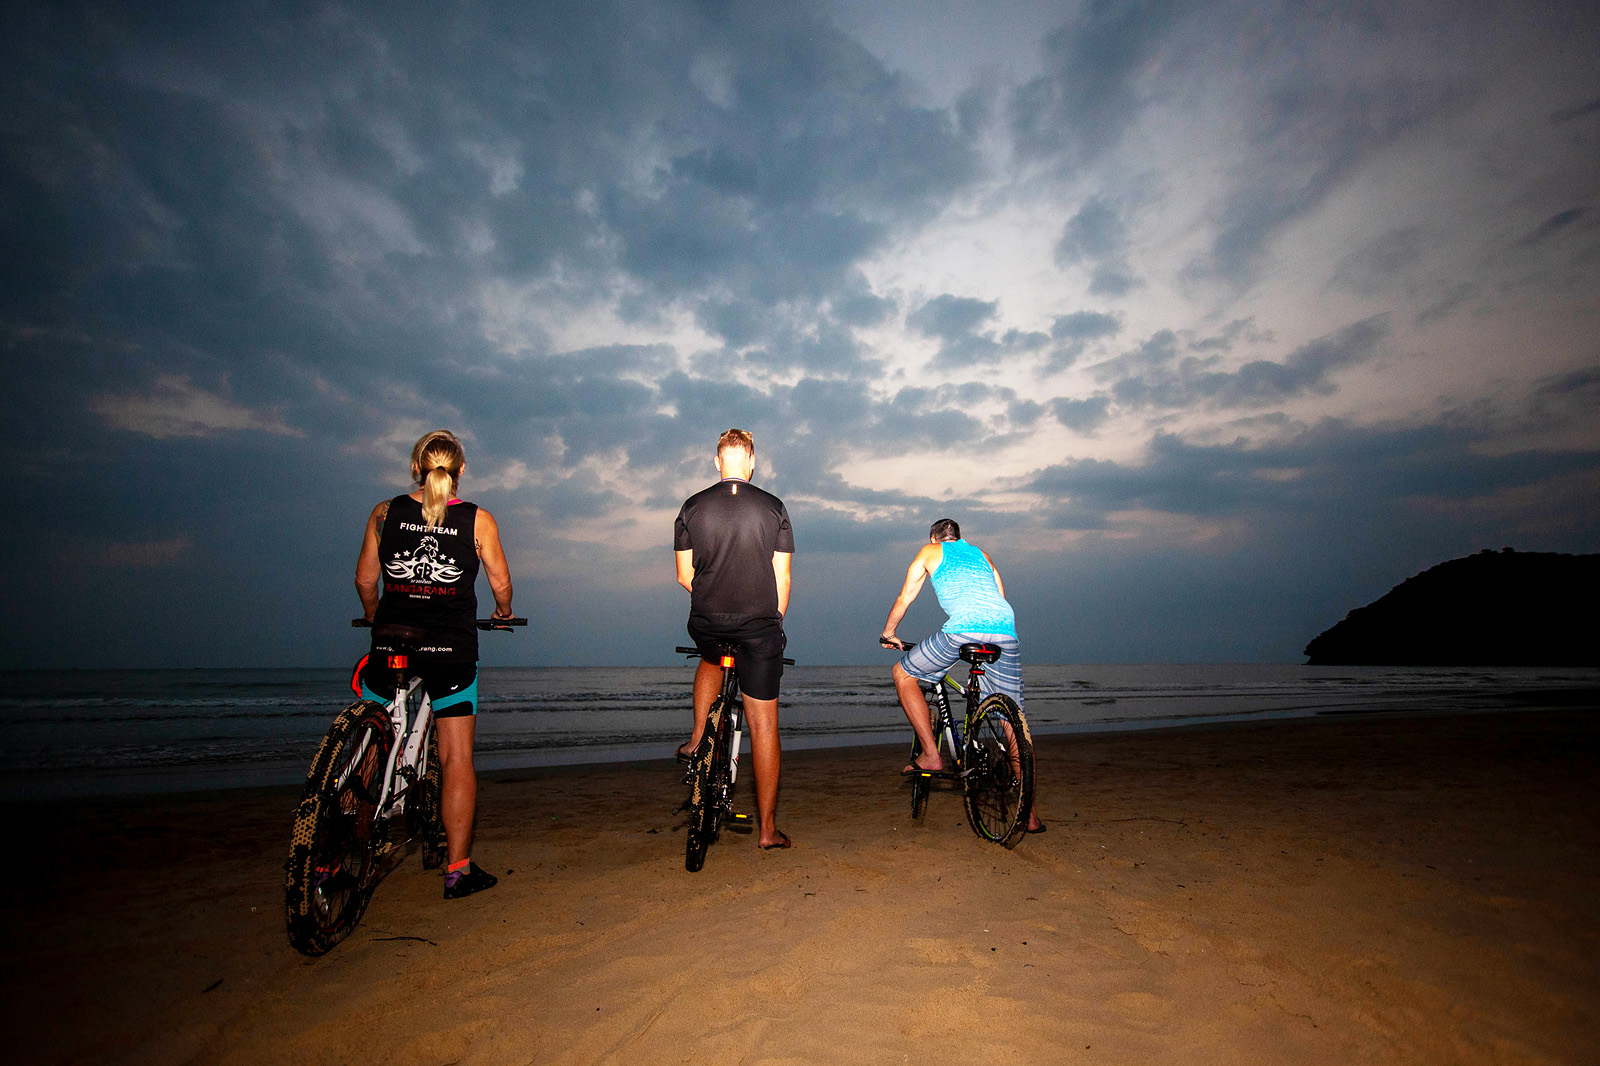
[1304,549,1599,665]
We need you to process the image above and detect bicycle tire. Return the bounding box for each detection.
[684,696,725,873]
[285,700,393,955]
[411,726,447,871]
[703,698,735,839]
[908,697,938,821]
[963,694,1034,848]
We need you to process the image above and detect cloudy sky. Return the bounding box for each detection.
[4,0,1597,668]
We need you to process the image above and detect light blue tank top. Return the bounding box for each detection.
[929,539,1016,637]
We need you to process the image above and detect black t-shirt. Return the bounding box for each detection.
[371,495,480,662]
[674,478,794,629]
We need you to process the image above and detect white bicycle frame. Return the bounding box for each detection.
[332,675,434,825]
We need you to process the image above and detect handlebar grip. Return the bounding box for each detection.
[674,646,798,666]
[354,618,525,629]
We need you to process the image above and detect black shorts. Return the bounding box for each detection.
[359,659,480,719]
[687,618,786,701]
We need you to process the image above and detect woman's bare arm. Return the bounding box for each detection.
[475,508,514,618]
[354,501,388,620]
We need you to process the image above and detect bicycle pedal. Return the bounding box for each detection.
[728,812,753,826]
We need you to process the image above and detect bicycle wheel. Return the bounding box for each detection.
[963,694,1034,848]
[908,697,938,821]
[409,726,447,871]
[285,700,393,955]
[684,696,725,873]
[703,699,735,839]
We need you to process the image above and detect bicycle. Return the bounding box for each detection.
[676,642,794,872]
[880,636,1036,848]
[284,616,524,956]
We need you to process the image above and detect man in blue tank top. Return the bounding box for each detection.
[881,518,1044,833]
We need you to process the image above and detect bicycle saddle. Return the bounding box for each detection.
[371,623,434,647]
[958,642,1002,665]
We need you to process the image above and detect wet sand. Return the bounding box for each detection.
[5,706,1598,1065]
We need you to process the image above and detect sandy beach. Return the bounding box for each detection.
[6,705,1598,1065]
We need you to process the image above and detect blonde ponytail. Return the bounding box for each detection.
[409,430,465,530]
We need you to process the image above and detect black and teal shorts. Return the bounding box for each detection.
[359,659,480,718]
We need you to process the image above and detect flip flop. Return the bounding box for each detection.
[759,831,792,850]
[675,744,694,763]
[1025,822,1047,834]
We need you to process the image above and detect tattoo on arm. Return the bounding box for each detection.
[376,501,389,535]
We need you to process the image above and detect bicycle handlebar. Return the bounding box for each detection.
[352,618,527,630]
[675,645,796,666]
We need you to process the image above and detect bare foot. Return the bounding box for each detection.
[759,829,791,849]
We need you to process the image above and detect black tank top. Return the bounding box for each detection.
[372,495,480,662]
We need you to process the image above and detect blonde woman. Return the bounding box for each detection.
[355,430,514,898]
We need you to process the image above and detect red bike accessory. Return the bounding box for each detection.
[388,654,408,669]
[350,654,370,697]
[447,858,470,873]
[720,654,735,668]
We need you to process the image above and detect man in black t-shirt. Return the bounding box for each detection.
[674,428,794,849]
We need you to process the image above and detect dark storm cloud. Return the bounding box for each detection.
[1330,227,1432,296]
[1010,0,1181,168]
[1047,309,1122,371]
[1525,364,1600,432]
[1192,77,1463,283]
[1100,315,1390,409]
[1413,282,1476,326]
[905,293,1046,369]
[907,294,998,339]
[1028,415,1600,532]
[1054,195,1141,296]
[1185,317,1267,354]
[4,0,1598,670]
[1055,196,1126,261]
[1051,396,1112,433]
[1549,94,1600,124]
[1052,311,1122,342]
[0,1,994,527]
[1009,0,1474,287]
[1514,207,1588,248]
[2,0,982,432]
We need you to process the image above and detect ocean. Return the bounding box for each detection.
[2,662,1596,799]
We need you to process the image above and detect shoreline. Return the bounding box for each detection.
[7,702,1598,1064]
[8,689,1597,801]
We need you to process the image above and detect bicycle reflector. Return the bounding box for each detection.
[720,654,735,668]
[388,654,408,669]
